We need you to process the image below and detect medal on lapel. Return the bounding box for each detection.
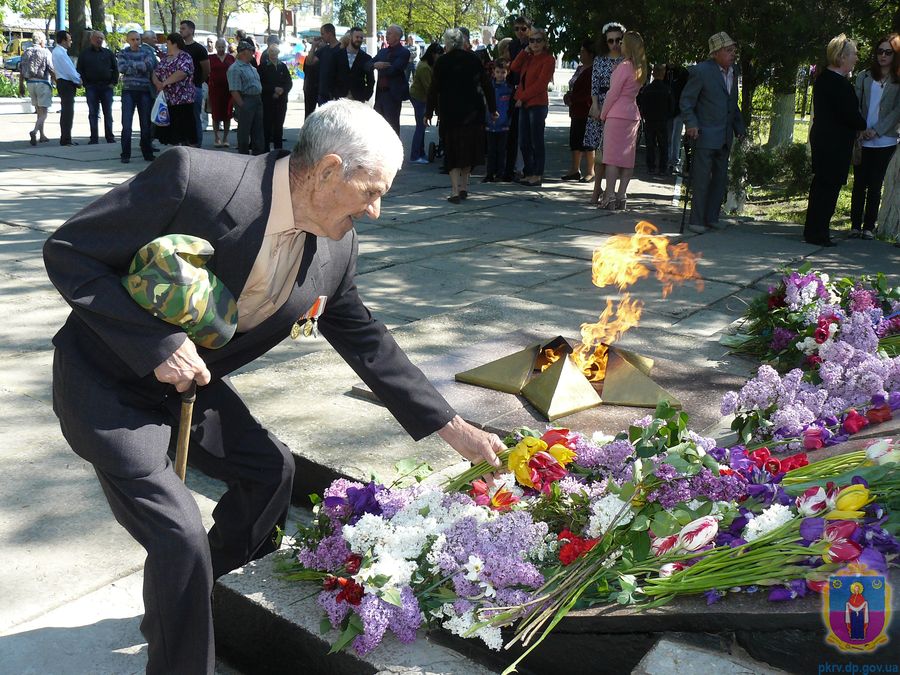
[291,295,327,339]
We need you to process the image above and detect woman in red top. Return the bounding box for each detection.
[562,39,597,182]
[599,31,647,209]
[510,27,556,186]
[208,38,236,147]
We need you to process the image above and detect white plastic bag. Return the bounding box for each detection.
[151,91,170,127]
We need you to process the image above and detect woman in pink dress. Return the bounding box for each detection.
[208,38,236,147]
[599,31,647,210]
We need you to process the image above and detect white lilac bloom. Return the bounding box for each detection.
[585,493,634,539]
[440,604,504,650]
[742,503,795,542]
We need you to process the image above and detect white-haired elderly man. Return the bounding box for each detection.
[43,99,504,675]
[372,24,411,135]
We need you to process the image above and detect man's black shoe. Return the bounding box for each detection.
[88,140,99,145]
[60,141,79,146]
[121,156,130,163]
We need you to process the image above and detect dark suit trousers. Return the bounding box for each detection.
[236,94,265,156]
[804,174,844,244]
[57,79,77,144]
[262,96,288,150]
[375,89,402,136]
[52,349,294,675]
[644,119,668,172]
[690,145,730,226]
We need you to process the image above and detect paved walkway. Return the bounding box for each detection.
[0,93,896,673]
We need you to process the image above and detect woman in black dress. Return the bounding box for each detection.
[426,28,496,203]
[804,34,867,246]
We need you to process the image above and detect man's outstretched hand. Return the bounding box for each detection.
[437,415,504,468]
[153,337,211,392]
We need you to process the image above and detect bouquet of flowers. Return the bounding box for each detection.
[278,403,900,672]
[723,265,900,371]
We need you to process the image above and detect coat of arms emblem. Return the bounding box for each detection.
[823,565,892,652]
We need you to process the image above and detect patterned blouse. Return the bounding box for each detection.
[583,55,625,149]
[154,51,195,105]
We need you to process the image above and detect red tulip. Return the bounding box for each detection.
[781,453,809,471]
[843,410,870,435]
[541,428,574,450]
[824,539,863,564]
[749,447,770,469]
[765,458,783,474]
[807,579,827,593]
[803,427,825,450]
[528,451,568,494]
[824,520,859,542]
[866,405,892,425]
[344,554,362,575]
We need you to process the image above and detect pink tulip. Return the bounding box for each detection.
[795,486,828,517]
[824,539,863,564]
[824,520,859,542]
[676,516,719,552]
[651,534,680,557]
[659,562,687,578]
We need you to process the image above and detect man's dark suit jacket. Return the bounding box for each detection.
[44,148,455,447]
[372,43,410,102]
[331,48,375,102]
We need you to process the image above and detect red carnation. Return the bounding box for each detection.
[866,405,892,425]
[336,577,364,605]
[344,553,362,575]
[843,409,870,435]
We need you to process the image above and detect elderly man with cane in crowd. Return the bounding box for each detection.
[43,99,504,675]
[680,31,746,234]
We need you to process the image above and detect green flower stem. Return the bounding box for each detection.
[443,449,512,492]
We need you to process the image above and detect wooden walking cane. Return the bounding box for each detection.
[174,381,197,482]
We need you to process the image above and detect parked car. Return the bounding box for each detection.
[3,54,21,71]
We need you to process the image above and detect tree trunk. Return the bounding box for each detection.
[68,0,87,55]
[739,55,756,132]
[89,0,105,31]
[157,3,168,33]
[766,60,799,148]
[215,0,226,36]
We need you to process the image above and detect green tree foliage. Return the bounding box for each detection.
[336,0,366,28]
[375,0,506,41]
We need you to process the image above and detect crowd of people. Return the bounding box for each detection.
[804,32,900,247]
[16,19,900,243]
[18,22,294,160]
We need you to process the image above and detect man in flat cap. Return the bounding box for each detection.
[44,99,504,674]
[228,40,265,154]
[680,31,746,234]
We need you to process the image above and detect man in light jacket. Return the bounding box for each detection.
[680,32,746,234]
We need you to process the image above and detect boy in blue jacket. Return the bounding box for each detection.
[484,61,513,182]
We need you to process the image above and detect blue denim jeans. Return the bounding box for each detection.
[85,84,114,142]
[193,85,204,147]
[410,97,427,160]
[121,88,154,159]
[519,105,548,176]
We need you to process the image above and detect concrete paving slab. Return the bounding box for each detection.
[383,214,553,244]
[634,636,787,675]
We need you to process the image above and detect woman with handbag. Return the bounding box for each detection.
[152,33,197,147]
[850,34,900,239]
[803,35,866,247]
[562,39,597,182]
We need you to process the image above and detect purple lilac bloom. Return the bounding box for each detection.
[576,439,635,483]
[632,415,654,428]
[352,594,392,655]
[318,589,351,628]
[721,391,739,416]
[375,485,423,519]
[849,286,878,313]
[770,327,797,352]
[298,532,351,571]
[839,311,879,353]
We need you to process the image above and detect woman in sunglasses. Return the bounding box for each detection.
[509,27,556,186]
[850,34,900,240]
[585,21,626,205]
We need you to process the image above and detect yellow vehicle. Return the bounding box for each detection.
[4,36,34,57]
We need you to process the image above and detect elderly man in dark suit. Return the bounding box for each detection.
[372,24,411,136]
[332,26,375,102]
[680,32,746,234]
[43,99,503,675]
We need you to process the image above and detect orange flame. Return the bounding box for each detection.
[572,222,703,380]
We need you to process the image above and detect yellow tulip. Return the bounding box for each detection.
[507,437,545,488]
[825,509,866,520]
[834,484,870,513]
[547,443,576,467]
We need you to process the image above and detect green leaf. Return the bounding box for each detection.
[380,587,403,607]
[308,493,321,505]
[394,457,421,474]
[630,514,650,531]
[630,531,651,561]
[367,574,391,588]
[797,261,812,274]
[320,617,333,635]
[651,511,679,537]
[328,614,365,654]
[672,508,693,525]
